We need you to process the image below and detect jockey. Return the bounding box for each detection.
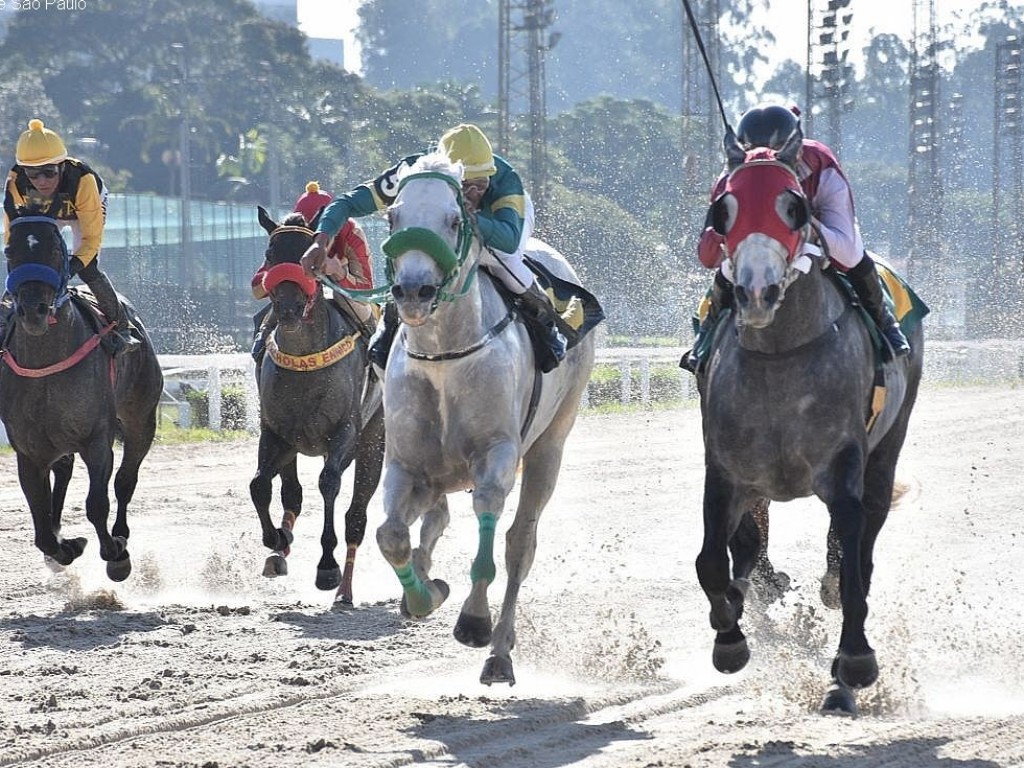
[250,182,376,363]
[1,119,138,355]
[681,103,910,372]
[300,123,567,372]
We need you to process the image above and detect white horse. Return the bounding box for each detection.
[375,151,596,685]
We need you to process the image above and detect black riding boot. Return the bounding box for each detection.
[680,269,734,373]
[846,256,910,360]
[368,301,398,369]
[516,282,568,373]
[251,304,277,365]
[83,270,139,356]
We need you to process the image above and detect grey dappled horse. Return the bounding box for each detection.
[695,130,924,715]
[0,217,163,581]
[375,152,596,685]
[250,208,384,608]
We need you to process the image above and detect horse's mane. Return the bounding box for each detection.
[399,149,464,185]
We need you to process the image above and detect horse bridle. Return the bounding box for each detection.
[5,216,73,317]
[381,171,479,310]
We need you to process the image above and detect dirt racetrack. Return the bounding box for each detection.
[1,382,1023,767]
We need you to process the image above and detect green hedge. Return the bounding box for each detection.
[184,384,249,430]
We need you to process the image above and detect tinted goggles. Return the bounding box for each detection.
[24,165,60,180]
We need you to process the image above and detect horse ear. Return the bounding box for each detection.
[257,205,277,235]
[723,127,746,171]
[710,193,736,236]
[776,123,803,168]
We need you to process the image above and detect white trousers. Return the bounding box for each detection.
[479,193,536,295]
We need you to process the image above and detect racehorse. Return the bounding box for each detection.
[0,216,163,581]
[374,152,597,685]
[250,207,384,608]
[693,129,925,715]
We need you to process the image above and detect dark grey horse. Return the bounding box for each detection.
[249,207,384,608]
[694,131,925,715]
[374,152,597,685]
[0,217,163,580]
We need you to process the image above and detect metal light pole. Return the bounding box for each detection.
[171,42,193,286]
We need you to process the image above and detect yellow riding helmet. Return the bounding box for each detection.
[440,123,496,180]
[16,119,68,166]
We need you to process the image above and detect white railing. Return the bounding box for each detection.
[1,340,1022,445]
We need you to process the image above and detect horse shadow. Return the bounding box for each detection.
[398,697,651,767]
[268,601,403,642]
[0,608,169,652]
[726,738,1001,768]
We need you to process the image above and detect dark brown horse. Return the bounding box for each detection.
[694,130,925,715]
[250,206,384,608]
[0,216,163,580]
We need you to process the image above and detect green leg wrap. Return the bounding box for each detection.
[394,562,435,616]
[470,512,497,584]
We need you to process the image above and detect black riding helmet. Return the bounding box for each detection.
[736,104,800,150]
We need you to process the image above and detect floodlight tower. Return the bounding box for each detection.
[990,36,1024,334]
[498,0,558,219]
[907,0,946,308]
[805,0,854,151]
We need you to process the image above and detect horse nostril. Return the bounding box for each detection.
[418,285,436,301]
[763,285,780,307]
[392,285,405,300]
[734,285,749,307]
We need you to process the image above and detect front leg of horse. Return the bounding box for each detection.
[315,447,350,597]
[250,471,294,576]
[19,457,87,568]
[457,449,519,656]
[696,473,751,674]
[83,463,131,582]
[377,473,449,619]
[827,491,878,692]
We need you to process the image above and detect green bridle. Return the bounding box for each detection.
[380,171,478,304]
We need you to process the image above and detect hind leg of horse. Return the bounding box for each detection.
[18,455,87,567]
[696,466,758,675]
[79,441,131,581]
[336,407,386,607]
[452,440,519,655]
[746,498,791,602]
[250,430,298,576]
[377,464,448,619]
[111,406,158,543]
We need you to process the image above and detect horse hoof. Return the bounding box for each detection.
[454,612,493,648]
[480,655,515,686]
[332,596,354,612]
[55,537,88,566]
[399,579,450,619]
[316,567,341,591]
[43,555,66,574]
[821,682,858,716]
[106,554,132,583]
[836,651,878,689]
[262,553,288,578]
[712,637,750,674]
[820,570,841,610]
